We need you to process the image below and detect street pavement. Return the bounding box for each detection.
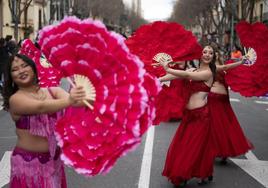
[0,91,268,188]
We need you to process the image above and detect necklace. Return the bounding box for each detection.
[21,88,47,101]
[30,89,47,101]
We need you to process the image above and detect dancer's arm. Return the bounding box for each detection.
[159,73,178,82]
[164,68,212,81]
[160,59,211,81]
[9,86,86,115]
[217,57,246,71]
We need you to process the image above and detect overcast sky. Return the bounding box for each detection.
[123,0,175,21]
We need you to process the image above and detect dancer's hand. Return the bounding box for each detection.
[69,86,87,104]
[159,57,172,70]
[152,61,175,68]
[151,62,161,67]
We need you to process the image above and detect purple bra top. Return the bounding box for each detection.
[14,88,64,158]
[15,88,58,130]
[16,116,30,129]
[15,112,62,130]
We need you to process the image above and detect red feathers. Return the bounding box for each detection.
[225,21,268,97]
[125,21,202,77]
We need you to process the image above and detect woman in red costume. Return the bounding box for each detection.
[209,50,253,163]
[154,62,187,124]
[2,54,88,188]
[157,45,216,186]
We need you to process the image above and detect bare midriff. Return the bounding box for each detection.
[15,129,49,152]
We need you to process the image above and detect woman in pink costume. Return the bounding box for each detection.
[157,45,216,186]
[2,54,87,188]
[209,51,253,163]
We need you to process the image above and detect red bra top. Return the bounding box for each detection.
[188,80,211,94]
[215,71,228,88]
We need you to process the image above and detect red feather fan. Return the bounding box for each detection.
[125,21,202,77]
[125,21,201,123]
[225,21,268,96]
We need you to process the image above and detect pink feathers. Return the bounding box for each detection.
[38,17,160,176]
[19,39,62,87]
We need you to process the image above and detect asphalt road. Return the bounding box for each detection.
[0,91,268,188]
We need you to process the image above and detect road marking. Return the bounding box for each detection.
[255,101,268,104]
[230,98,240,102]
[0,99,3,111]
[138,126,155,188]
[245,150,259,161]
[266,108,268,111]
[0,151,11,187]
[230,150,268,187]
[231,159,268,187]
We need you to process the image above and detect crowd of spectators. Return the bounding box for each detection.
[0,36,18,93]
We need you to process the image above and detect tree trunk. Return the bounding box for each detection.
[8,0,33,42]
[23,6,28,38]
[249,0,255,23]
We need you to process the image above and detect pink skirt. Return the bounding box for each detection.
[10,147,67,188]
[162,105,215,185]
[208,92,253,157]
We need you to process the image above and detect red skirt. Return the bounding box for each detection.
[162,105,215,185]
[208,92,253,157]
[154,79,185,125]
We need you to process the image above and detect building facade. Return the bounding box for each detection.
[0,0,3,37]
[0,0,50,40]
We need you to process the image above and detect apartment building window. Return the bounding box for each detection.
[260,4,263,22]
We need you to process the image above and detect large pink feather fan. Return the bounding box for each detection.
[125,21,202,77]
[38,16,161,176]
[19,39,62,87]
[225,21,268,97]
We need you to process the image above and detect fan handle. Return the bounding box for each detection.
[66,77,94,109]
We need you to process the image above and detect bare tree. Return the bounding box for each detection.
[72,0,90,18]
[240,0,256,23]
[8,0,33,41]
[70,0,146,34]
[170,0,257,44]
[126,8,147,32]
[42,0,47,25]
[88,0,125,26]
[170,0,213,32]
